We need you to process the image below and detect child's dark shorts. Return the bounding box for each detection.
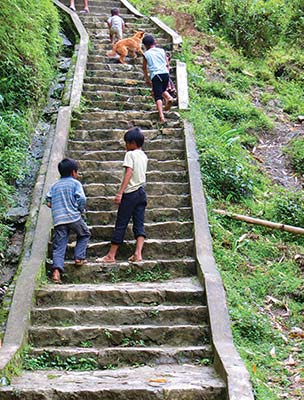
[112,186,147,244]
[152,73,169,101]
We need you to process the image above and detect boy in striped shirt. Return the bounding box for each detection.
[46,158,91,283]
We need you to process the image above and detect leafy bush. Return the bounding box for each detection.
[266,190,304,227]
[0,112,30,183]
[192,0,288,56]
[0,0,60,109]
[284,137,304,175]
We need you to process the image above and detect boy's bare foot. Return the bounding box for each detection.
[52,269,62,284]
[164,97,173,111]
[128,254,142,262]
[96,255,116,264]
[75,259,87,266]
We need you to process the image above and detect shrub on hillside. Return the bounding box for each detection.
[266,190,304,228]
[284,137,304,175]
[0,0,60,109]
[201,0,288,56]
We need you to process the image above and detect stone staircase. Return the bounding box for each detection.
[0,1,227,398]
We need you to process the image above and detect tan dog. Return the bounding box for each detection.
[107,31,145,64]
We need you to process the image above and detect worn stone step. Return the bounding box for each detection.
[86,194,191,210]
[62,238,194,259]
[72,109,181,121]
[57,258,196,283]
[0,365,226,400]
[32,304,207,326]
[87,100,155,111]
[86,69,144,80]
[84,91,148,104]
[28,345,212,368]
[35,278,204,306]
[82,182,188,197]
[69,138,183,152]
[85,207,192,224]
[73,221,192,241]
[80,170,187,185]
[84,76,146,87]
[63,0,123,8]
[86,62,144,72]
[83,82,149,93]
[73,117,182,130]
[29,324,209,347]
[69,149,185,162]
[71,127,184,141]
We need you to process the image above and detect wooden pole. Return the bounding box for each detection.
[212,209,304,235]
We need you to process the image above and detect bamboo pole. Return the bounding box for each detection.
[212,209,304,235]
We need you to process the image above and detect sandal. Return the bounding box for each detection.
[80,8,89,13]
[69,6,76,11]
[75,259,87,266]
[128,255,142,263]
[96,256,116,264]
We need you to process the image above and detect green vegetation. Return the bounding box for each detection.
[130,0,303,398]
[284,137,304,175]
[0,0,60,252]
[23,350,98,371]
[111,265,171,283]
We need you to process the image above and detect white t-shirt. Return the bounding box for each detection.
[123,149,148,194]
[107,15,124,32]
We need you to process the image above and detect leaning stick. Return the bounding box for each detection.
[212,209,304,235]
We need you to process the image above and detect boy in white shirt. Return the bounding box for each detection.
[97,127,148,263]
[107,8,125,44]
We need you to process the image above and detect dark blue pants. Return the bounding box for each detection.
[112,187,147,244]
[52,218,91,271]
[152,73,169,101]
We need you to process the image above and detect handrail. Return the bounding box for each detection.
[0,0,88,376]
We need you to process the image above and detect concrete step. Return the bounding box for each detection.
[54,258,196,283]
[62,238,194,259]
[35,278,204,306]
[79,169,187,184]
[86,69,144,80]
[86,194,191,210]
[86,100,155,111]
[68,138,184,151]
[29,324,209,347]
[82,182,189,196]
[0,365,226,399]
[86,62,144,72]
[71,127,184,141]
[32,304,207,326]
[28,345,212,368]
[85,207,192,224]
[68,149,185,162]
[85,221,193,240]
[72,116,182,130]
[84,76,146,87]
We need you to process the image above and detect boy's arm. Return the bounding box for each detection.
[75,183,87,212]
[142,58,151,86]
[114,167,133,204]
[45,191,52,208]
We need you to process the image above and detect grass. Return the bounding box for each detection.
[128,0,304,398]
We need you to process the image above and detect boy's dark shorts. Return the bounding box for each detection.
[152,73,169,101]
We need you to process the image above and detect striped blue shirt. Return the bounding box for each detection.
[46,177,86,226]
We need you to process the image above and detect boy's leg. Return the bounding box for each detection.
[70,218,91,263]
[130,187,147,261]
[52,225,69,280]
[98,192,135,263]
[69,0,76,11]
[152,74,169,122]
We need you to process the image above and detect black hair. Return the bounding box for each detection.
[111,7,119,15]
[142,34,155,48]
[124,127,144,147]
[58,158,79,177]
